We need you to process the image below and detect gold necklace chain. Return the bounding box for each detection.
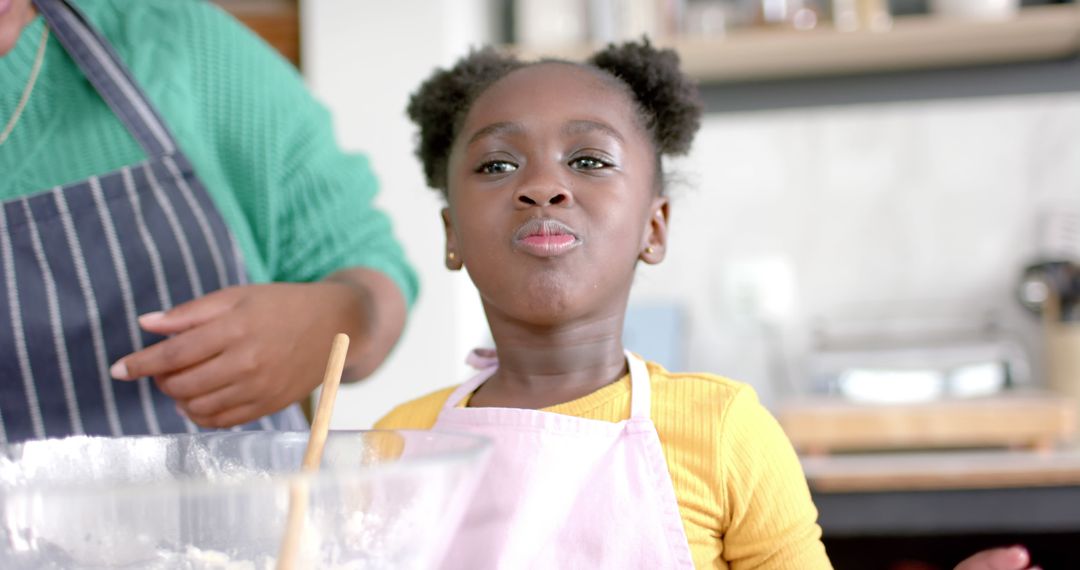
[0,25,50,146]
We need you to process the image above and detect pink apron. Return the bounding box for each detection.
[433,350,695,569]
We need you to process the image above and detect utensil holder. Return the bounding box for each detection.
[1047,322,1080,437]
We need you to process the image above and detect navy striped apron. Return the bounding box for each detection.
[0,0,308,443]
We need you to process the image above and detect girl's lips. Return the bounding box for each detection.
[513,218,581,258]
[0,0,13,16]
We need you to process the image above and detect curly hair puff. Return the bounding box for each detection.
[406,39,703,195]
[588,39,702,157]
[405,47,524,192]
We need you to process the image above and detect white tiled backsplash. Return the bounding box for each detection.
[628,93,1080,405]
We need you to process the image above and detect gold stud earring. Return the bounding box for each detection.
[447,252,456,261]
[644,247,654,254]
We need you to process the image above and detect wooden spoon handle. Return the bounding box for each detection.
[302,333,350,470]
[277,333,350,570]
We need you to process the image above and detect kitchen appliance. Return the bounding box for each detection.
[1018,207,1080,322]
[777,312,1078,454]
[807,312,1031,403]
[1017,260,1080,323]
[1017,208,1080,432]
[1019,259,1080,423]
[0,430,491,569]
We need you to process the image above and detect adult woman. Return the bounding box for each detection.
[0,0,415,442]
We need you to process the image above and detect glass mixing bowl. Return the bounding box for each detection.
[0,430,491,569]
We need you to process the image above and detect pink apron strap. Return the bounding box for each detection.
[443,348,653,419]
[624,350,652,420]
[442,349,499,411]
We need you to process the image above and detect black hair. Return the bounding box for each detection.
[406,39,703,195]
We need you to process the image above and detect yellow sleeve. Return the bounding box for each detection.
[372,386,455,430]
[720,387,832,570]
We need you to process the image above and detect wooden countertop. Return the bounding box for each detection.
[777,392,1076,455]
[802,447,1080,493]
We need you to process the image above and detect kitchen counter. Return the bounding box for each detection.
[778,392,1076,456]
[803,447,1080,492]
[804,447,1080,536]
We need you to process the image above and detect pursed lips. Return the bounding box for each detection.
[512,218,581,258]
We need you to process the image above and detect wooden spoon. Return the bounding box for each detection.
[276,333,350,570]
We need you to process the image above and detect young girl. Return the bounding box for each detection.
[373,40,825,569]
[374,42,1034,570]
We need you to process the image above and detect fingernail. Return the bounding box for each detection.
[1009,545,1030,565]
[109,360,129,380]
[138,311,166,326]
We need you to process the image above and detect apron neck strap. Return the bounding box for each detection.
[443,350,654,420]
[624,351,652,420]
[443,364,497,411]
[32,0,178,158]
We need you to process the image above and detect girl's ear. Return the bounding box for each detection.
[441,207,464,270]
[639,197,669,265]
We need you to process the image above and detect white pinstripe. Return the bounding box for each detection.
[288,405,308,429]
[22,197,84,435]
[182,413,198,434]
[92,176,160,434]
[144,165,205,434]
[0,208,42,441]
[54,186,123,436]
[231,236,249,285]
[144,163,204,298]
[121,167,172,309]
[163,156,228,290]
[122,167,198,434]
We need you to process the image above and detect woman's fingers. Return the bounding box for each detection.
[176,382,259,428]
[136,287,240,335]
[153,354,241,401]
[182,402,264,429]
[954,546,1031,570]
[111,321,230,380]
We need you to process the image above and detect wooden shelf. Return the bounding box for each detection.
[510,5,1080,83]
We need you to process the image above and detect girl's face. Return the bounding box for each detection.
[444,63,668,328]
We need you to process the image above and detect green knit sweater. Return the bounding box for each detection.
[0,0,417,304]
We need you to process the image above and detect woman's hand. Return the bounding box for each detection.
[110,268,406,428]
[954,546,1037,570]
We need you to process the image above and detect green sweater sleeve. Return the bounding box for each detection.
[141,0,419,303]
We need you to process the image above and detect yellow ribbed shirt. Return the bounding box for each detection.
[375,360,833,569]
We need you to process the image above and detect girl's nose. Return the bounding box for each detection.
[516,188,570,207]
[513,169,574,208]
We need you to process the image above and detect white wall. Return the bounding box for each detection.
[302,0,496,428]
[629,94,1080,404]
[302,2,1080,421]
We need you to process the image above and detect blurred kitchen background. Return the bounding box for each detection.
[217,0,1080,567]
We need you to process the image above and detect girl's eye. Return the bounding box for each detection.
[477,160,518,174]
[569,156,611,170]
